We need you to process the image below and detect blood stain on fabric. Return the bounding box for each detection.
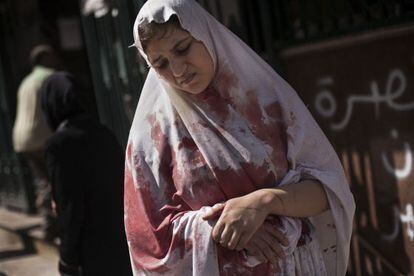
[215,69,239,100]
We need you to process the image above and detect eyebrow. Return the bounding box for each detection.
[151,36,191,65]
[171,36,190,51]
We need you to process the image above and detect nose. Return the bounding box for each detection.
[170,59,187,77]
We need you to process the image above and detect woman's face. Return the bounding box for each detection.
[145,26,215,94]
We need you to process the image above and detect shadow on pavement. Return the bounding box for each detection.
[0,225,40,260]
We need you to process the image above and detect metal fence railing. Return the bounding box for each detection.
[200,0,414,57]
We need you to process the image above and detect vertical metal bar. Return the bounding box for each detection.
[201,0,211,15]
[116,0,146,104]
[0,52,12,154]
[247,1,263,51]
[298,0,308,39]
[273,0,286,46]
[214,0,223,23]
[234,0,250,43]
[98,14,130,146]
[257,0,275,58]
[79,16,112,128]
[132,0,146,13]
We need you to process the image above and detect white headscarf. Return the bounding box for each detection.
[125,0,355,275]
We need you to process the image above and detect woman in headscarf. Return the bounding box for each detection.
[125,0,355,275]
[40,72,132,276]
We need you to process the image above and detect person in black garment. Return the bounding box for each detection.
[40,72,132,276]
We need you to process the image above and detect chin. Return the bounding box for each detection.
[185,88,205,94]
[181,83,209,95]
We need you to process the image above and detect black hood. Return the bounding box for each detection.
[40,72,89,131]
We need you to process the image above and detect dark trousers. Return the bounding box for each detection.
[23,150,57,241]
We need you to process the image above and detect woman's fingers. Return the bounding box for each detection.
[218,226,233,247]
[245,238,281,271]
[211,222,225,243]
[264,223,289,246]
[202,203,225,220]
[254,238,280,268]
[214,225,241,250]
[227,230,241,250]
[255,227,285,258]
[259,232,285,259]
[235,232,252,251]
[245,243,266,263]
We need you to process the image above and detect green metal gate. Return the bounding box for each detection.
[0,0,36,212]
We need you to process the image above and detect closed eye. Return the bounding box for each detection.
[175,42,192,55]
[155,59,168,69]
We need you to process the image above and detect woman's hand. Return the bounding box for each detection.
[243,222,288,269]
[203,190,272,250]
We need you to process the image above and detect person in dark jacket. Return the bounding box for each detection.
[40,72,132,276]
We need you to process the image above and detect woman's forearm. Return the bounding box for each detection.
[258,180,329,218]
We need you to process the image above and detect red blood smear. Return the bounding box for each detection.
[215,69,239,101]
[212,166,257,198]
[196,86,231,122]
[126,119,191,272]
[176,134,226,208]
[239,92,289,177]
[242,90,263,126]
[217,246,277,275]
[178,136,197,151]
[169,226,193,259]
[124,145,170,273]
[297,219,313,247]
[148,115,166,155]
[240,162,276,189]
[195,69,239,122]
[196,86,216,101]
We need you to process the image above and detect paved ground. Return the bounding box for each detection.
[0,208,58,276]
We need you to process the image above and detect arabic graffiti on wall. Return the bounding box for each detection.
[281,26,414,275]
[314,69,414,131]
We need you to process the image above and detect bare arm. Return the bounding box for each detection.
[203,179,329,252]
[203,179,329,222]
[258,179,329,218]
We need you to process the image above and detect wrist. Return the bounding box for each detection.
[255,189,276,215]
[257,188,286,216]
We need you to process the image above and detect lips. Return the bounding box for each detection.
[180,73,196,85]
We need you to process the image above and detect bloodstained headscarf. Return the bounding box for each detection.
[126,0,355,275]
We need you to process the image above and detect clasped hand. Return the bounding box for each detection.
[202,190,288,268]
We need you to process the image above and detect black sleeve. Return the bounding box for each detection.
[58,259,82,276]
[45,140,85,270]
